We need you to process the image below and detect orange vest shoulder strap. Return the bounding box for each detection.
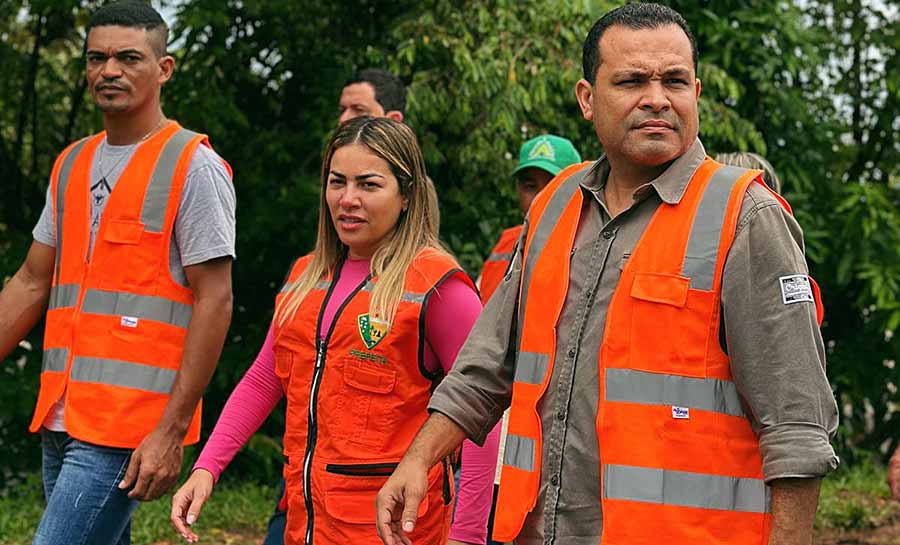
[408,248,474,292]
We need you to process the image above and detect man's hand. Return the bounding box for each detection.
[118,427,184,501]
[375,458,430,545]
[171,468,215,543]
[888,446,900,500]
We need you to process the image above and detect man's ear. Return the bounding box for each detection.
[575,79,594,122]
[386,110,404,123]
[158,56,175,85]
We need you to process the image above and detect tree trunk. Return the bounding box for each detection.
[63,75,88,147]
[11,12,45,226]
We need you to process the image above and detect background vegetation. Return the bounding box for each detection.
[1,0,897,508]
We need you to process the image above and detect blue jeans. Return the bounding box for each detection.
[32,430,139,545]
[261,478,287,545]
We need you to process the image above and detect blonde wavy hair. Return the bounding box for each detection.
[276,116,449,328]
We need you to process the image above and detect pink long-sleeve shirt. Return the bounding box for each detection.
[194,257,499,544]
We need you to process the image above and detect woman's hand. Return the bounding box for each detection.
[170,468,215,543]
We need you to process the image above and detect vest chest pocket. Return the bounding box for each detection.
[275,346,313,452]
[98,220,164,289]
[337,358,398,449]
[629,272,711,378]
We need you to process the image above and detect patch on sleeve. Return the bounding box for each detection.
[779,275,814,304]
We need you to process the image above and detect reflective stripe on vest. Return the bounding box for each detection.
[513,351,549,385]
[503,433,536,471]
[682,165,747,290]
[42,348,69,373]
[54,138,90,282]
[603,464,771,513]
[487,251,513,263]
[280,278,428,304]
[48,283,80,310]
[516,170,588,348]
[142,129,199,232]
[605,368,745,418]
[81,288,192,329]
[70,356,176,394]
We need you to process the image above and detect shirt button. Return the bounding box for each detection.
[550,474,559,485]
[556,410,565,421]
[602,230,613,239]
[567,348,576,358]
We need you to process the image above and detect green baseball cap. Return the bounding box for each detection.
[513,134,582,177]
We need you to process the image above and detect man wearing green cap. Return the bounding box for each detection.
[479,135,583,304]
[476,134,581,545]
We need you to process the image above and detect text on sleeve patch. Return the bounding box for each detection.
[780,275,814,305]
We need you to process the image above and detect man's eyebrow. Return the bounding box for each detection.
[86,48,145,57]
[662,67,692,78]
[611,69,651,79]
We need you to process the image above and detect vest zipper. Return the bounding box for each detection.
[301,268,372,545]
[302,341,325,545]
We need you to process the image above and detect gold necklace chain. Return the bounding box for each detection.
[97,116,168,181]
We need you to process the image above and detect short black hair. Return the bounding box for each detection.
[87,0,168,57]
[582,3,698,84]
[345,69,407,114]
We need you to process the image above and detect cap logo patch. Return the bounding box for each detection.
[528,138,556,161]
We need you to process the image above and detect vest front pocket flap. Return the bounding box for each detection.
[630,272,690,307]
[103,220,145,244]
[323,486,429,525]
[343,360,396,394]
[273,349,293,379]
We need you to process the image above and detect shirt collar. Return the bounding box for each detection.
[580,138,707,205]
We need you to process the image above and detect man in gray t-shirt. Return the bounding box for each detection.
[0,3,235,545]
[32,141,236,432]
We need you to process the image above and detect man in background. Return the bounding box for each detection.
[477,134,581,545]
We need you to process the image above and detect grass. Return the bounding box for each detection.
[0,474,276,545]
[816,457,900,532]
[2,461,898,544]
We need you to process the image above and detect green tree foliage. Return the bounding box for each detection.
[0,0,897,488]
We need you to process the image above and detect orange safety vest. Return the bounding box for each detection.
[479,225,522,305]
[273,248,473,545]
[29,122,227,449]
[493,159,823,543]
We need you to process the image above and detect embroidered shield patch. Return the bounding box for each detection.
[357,314,389,350]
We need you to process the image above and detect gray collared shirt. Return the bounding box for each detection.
[429,139,839,545]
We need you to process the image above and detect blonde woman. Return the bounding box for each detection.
[171,116,499,545]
